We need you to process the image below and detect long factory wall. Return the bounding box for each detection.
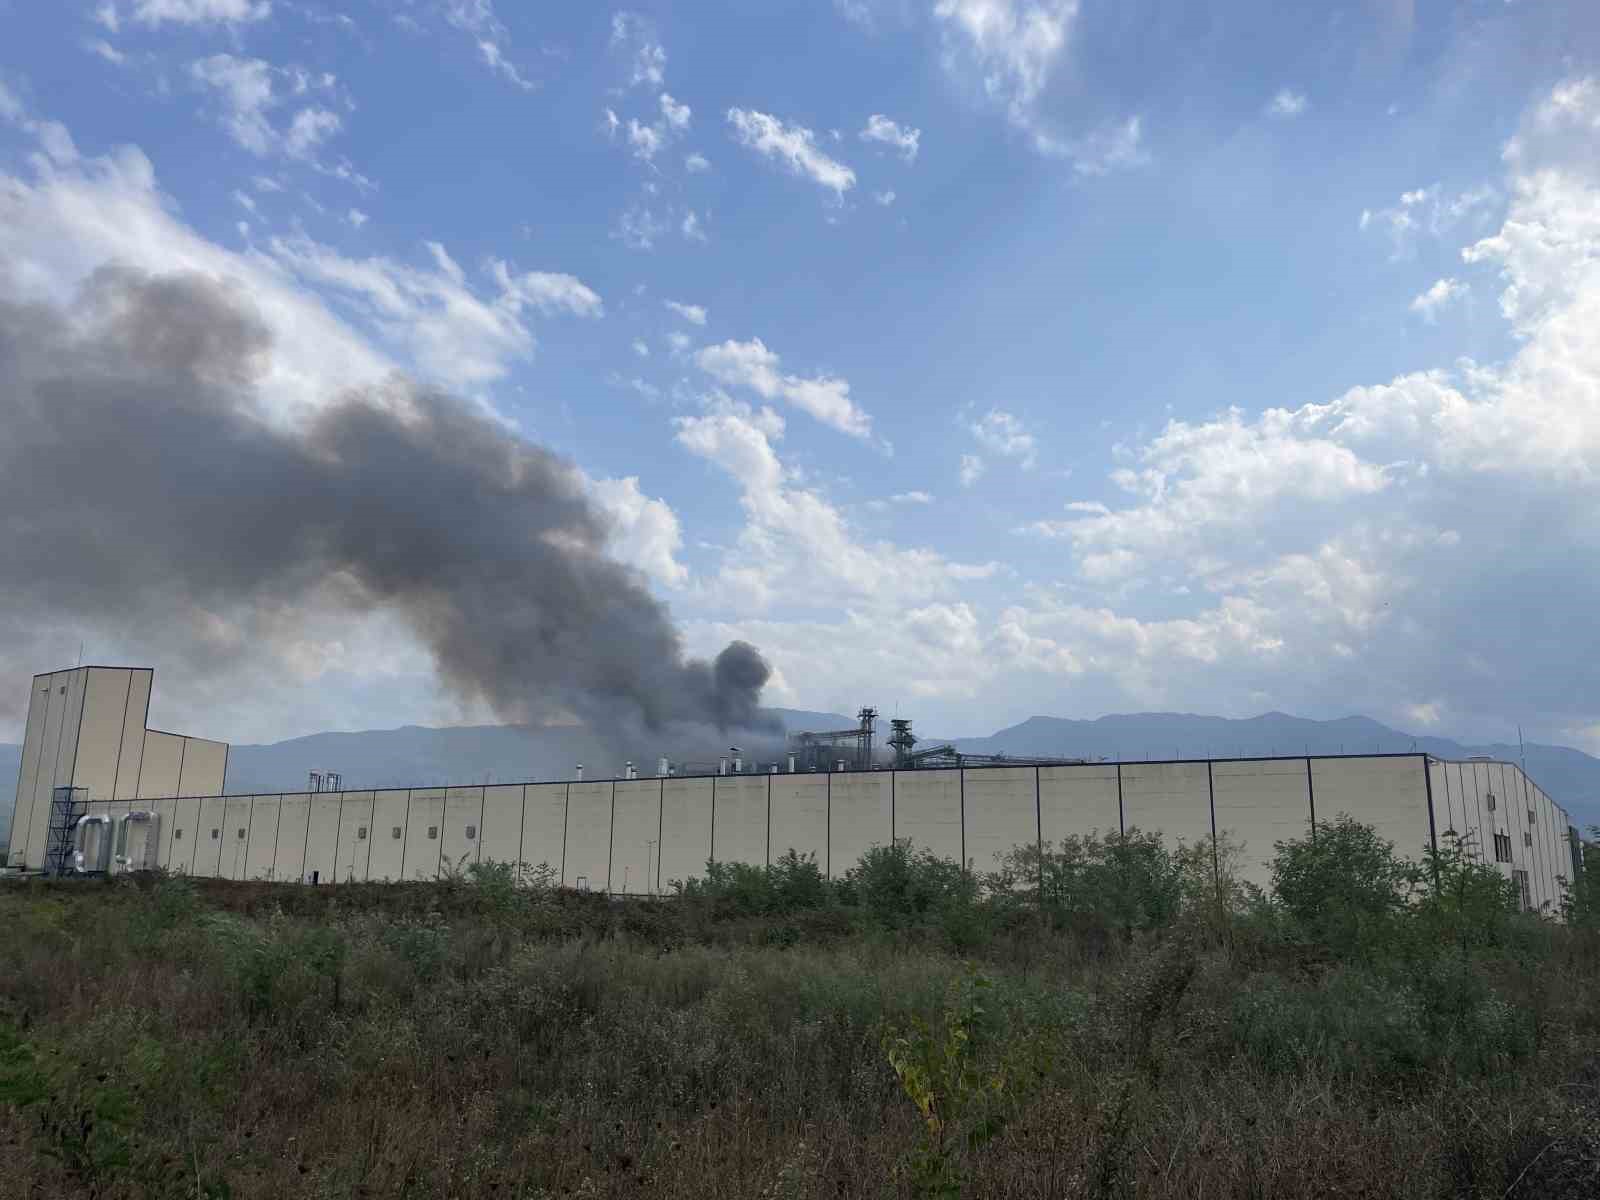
[74,753,1578,912]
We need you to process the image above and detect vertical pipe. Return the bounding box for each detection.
[560,783,570,886]
[1422,756,1439,885]
[958,767,967,873]
[1304,756,1316,841]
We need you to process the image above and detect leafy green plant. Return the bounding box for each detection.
[1271,815,1419,958]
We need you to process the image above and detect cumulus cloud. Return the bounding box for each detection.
[685,151,710,172]
[664,300,707,325]
[969,409,1038,468]
[1409,277,1466,321]
[613,205,667,251]
[859,113,921,162]
[611,11,666,88]
[875,190,896,206]
[696,338,877,441]
[660,92,691,131]
[119,0,270,26]
[1359,184,1498,258]
[726,109,856,199]
[959,454,986,487]
[189,55,350,168]
[681,210,707,242]
[1266,89,1307,119]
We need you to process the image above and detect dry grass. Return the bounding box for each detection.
[0,854,1597,1199]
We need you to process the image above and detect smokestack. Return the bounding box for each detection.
[719,757,728,776]
[0,267,780,748]
[625,761,635,780]
[787,753,796,773]
[576,763,584,782]
[732,746,742,774]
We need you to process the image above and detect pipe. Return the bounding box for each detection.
[788,754,796,773]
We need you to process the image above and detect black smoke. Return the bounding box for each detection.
[0,266,776,739]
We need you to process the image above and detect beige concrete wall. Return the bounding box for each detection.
[22,671,74,870]
[245,795,280,880]
[330,791,371,883]
[713,775,769,867]
[1121,762,1213,847]
[768,775,828,869]
[829,771,891,878]
[658,777,713,888]
[1311,756,1431,862]
[479,785,525,868]
[894,769,963,862]
[177,738,228,798]
[219,796,254,880]
[610,779,662,895]
[137,732,185,802]
[151,797,178,869]
[1211,759,1312,888]
[72,668,132,803]
[168,796,202,872]
[564,781,613,890]
[112,670,152,801]
[442,787,485,876]
[401,788,446,881]
[275,793,312,883]
[194,795,228,876]
[1038,765,1121,847]
[10,674,52,867]
[365,791,406,882]
[962,767,1037,874]
[520,783,568,880]
[48,669,89,868]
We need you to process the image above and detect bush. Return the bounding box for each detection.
[1270,815,1418,958]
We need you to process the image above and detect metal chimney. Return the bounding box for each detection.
[787,753,796,773]
[576,763,584,782]
[731,746,743,774]
[625,761,635,780]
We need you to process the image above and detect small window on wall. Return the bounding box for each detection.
[391,826,402,839]
[1486,793,1497,812]
[1524,832,1533,848]
[174,829,183,841]
[1494,833,1512,863]
[237,828,246,840]
[427,826,439,840]
[211,828,220,840]
[1528,808,1537,824]
[357,826,368,841]
[1513,869,1531,912]
[465,825,477,841]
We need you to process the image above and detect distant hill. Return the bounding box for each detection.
[5,708,1597,847]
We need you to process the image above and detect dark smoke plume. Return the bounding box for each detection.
[0,266,776,737]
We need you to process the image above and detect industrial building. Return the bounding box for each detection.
[7,666,1584,913]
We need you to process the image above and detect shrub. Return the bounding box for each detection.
[1270,816,1418,958]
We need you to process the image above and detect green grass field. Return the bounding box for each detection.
[2,822,1597,1198]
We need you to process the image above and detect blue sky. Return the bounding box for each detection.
[3,0,1600,751]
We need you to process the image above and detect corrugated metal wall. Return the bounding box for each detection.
[46,754,1583,915]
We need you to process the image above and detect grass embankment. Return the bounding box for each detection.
[2,822,1598,1198]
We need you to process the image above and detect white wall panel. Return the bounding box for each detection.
[402,788,447,881]
[962,768,1037,874]
[1039,765,1121,847]
[1430,760,1467,852]
[829,772,891,878]
[151,797,178,869]
[137,733,184,802]
[274,792,312,883]
[1211,760,1312,887]
[51,671,88,863]
[365,791,407,882]
[519,784,567,880]
[302,795,340,884]
[194,796,228,877]
[479,786,525,868]
[219,796,254,880]
[712,776,769,868]
[178,738,228,798]
[168,797,202,873]
[72,668,131,804]
[112,670,152,802]
[563,781,613,890]
[245,796,281,880]
[658,777,712,888]
[330,792,371,883]
[441,787,485,876]
[611,780,662,895]
[1310,756,1432,864]
[893,770,963,862]
[768,776,829,869]
[23,671,71,871]
[10,674,51,868]
[1121,762,1213,848]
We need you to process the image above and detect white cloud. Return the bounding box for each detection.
[934,0,1075,116]
[346,207,368,228]
[660,93,691,132]
[189,56,349,168]
[124,0,270,26]
[614,206,666,250]
[1035,115,1149,175]
[631,338,649,358]
[892,490,934,504]
[1266,89,1307,119]
[696,338,877,442]
[665,330,691,355]
[85,39,126,65]
[445,0,535,90]
[969,409,1038,468]
[859,114,920,162]
[1359,184,1498,258]
[252,174,283,192]
[874,190,896,206]
[1409,277,1466,322]
[664,300,707,325]
[681,210,707,242]
[626,118,663,162]
[233,188,257,213]
[959,454,986,487]
[585,475,689,588]
[611,12,666,88]
[284,107,341,158]
[726,109,856,199]
[685,151,710,172]
[94,2,120,30]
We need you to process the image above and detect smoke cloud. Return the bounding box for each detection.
[0,266,776,739]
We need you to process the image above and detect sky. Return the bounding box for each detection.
[2,0,1599,753]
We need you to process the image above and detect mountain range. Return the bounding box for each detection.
[4,709,1597,850]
